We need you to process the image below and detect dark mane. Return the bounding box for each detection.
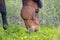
[22,0,27,5]
[33,0,43,8]
[22,0,43,8]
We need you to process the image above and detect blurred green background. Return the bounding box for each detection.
[0,0,60,40]
[0,0,60,27]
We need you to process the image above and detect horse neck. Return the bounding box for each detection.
[22,0,38,9]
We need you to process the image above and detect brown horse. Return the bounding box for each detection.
[21,0,42,32]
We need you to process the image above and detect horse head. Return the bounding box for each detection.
[21,0,42,32]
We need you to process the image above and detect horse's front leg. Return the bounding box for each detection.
[1,10,8,30]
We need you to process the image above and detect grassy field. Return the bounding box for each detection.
[0,24,60,40]
[0,0,60,40]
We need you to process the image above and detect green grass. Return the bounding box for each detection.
[0,24,60,40]
[0,0,60,40]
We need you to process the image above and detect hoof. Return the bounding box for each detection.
[3,24,8,30]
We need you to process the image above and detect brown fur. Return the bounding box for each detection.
[21,0,40,32]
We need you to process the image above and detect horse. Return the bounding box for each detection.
[21,0,42,32]
[0,0,8,30]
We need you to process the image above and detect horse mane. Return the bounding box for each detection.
[33,0,43,8]
[22,0,42,8]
